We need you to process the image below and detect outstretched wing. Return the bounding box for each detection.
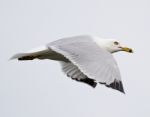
[47,35,125,93]
[60,61,97,88]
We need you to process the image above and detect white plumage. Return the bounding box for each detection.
[11,35,133,93]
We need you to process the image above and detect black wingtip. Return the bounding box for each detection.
[100,81,125,94]
[74,78,97,88]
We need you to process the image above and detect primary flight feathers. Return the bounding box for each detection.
[11,35,133,93]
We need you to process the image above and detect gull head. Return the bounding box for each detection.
[95,38,133,53]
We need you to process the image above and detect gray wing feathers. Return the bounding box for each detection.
[11,35,124,93]
[48,35,122,85]
[60,62,87,79]
[60,61,97,88]
[11,48,69,61]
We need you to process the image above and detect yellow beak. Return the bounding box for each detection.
[121,47,133,53]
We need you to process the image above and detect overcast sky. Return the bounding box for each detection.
[0,0,150,117]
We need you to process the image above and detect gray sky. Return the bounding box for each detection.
[0,0,150,117]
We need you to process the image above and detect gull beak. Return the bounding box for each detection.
[120,47,133,53]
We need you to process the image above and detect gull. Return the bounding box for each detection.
[11,35,133,93]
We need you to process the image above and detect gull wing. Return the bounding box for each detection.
[47,35,125,93]
[60,61,97,88]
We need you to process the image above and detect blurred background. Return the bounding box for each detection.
[0,0,149,117]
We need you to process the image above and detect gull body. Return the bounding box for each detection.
[11,35,133,93]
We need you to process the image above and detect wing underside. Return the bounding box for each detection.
[48,35,124,93]
[60,62,97,88]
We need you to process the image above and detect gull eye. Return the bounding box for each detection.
[114,41,119,45]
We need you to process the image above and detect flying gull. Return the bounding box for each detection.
[11,35,133,93]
